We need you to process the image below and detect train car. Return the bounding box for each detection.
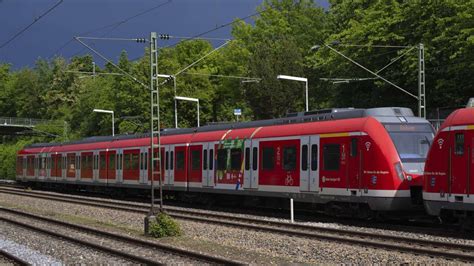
[423,107,474,223]
[17,107,434,216]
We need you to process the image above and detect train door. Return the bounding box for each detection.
[202,143,215,187]
[469,134,474,196]
[300,136,319,192]
[22,157,26,180]
[61,154,66,180]
[347,137,360,191]
[174,146,187,189]
[38,154,47,180]
[450,131,468,197]
[75,153,81,181]
[188,145,202,187]
[98,151,107,182]
[139,147,148,184]
[243,139,259,189]
[165,145,175,186]
[116,149,123,183]
[92,151,99,182]
[34,155,39,180]
[107,150,116,184]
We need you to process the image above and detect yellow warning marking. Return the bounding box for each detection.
[220,129,232,140]
[320,132,350,138]
[250,127,263,139]
[467,125,474,130]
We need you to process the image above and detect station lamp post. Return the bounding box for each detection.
[277,75,309,112]
[175,96,200,127]
[93,108,114,136]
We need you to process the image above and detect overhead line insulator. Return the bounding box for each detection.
[159,34,170,40]
[136,38,147,43]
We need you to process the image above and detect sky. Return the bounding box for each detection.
[0,0,329,69]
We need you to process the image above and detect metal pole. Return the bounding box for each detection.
[92,62,96,77]
[150,33,155,214]
[111,111,115,137]
[418,43,426,118]
[305,80,309,112]
[174,76,178,128]
[197,100,200,127]
[290,198,294,223]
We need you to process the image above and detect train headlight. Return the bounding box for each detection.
[407,175,412,181]
[394,162,405,181]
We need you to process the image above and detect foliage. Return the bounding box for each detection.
[0,140,32,180]
[148,212,182,238]
[0,0,471,146]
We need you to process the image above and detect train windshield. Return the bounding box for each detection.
[384,123,434,163]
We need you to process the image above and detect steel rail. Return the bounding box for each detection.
[2,187,474,261]
[0,207,243,265]
[0,249,30,266]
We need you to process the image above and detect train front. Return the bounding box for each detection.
[367,108,435,205]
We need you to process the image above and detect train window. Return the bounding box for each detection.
[124,154,131,170]
[350,138,358,157]
[311,145,318,171]
[109,154,115,170]
[209,149,213,170]
[132,154,139,170]
[252,147,258,171]
[283,146,297,171]
[176,151,185,170]
[262,147,274,170]
[455,133,464,156]
[323,144,340,171]
[191,150,201,170]
[230,149,242,170]
[217,149,227,170]
[166,151,169,170]
[203,150,208,170]
[99,154,105,170]
[302,145,308,171]
[143,152,147,170]
[140,153,143,170]
[245,148,250,171]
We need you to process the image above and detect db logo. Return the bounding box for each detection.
[365,142,371,151]
[437,138,444,149]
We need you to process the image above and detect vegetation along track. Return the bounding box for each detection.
[1,187,474,262]
[0,206,242,265]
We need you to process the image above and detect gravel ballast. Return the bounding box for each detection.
[0,191,467,264]
[0,221,133,264]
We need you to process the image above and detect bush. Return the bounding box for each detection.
[149,212,182,238]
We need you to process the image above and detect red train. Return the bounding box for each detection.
[16,107,434,217]
[423,107,474,223]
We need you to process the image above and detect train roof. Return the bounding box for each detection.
[439,107,474,130]
[24,107,426,150]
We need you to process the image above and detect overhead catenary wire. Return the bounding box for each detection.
[0,0,64,49]
[49,0,171,58]
[130,3,276,62]
[74,37,148,89]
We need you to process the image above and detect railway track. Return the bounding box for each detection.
[0,206,242,265]
[1,187,474,261]
[0,248,30,266]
